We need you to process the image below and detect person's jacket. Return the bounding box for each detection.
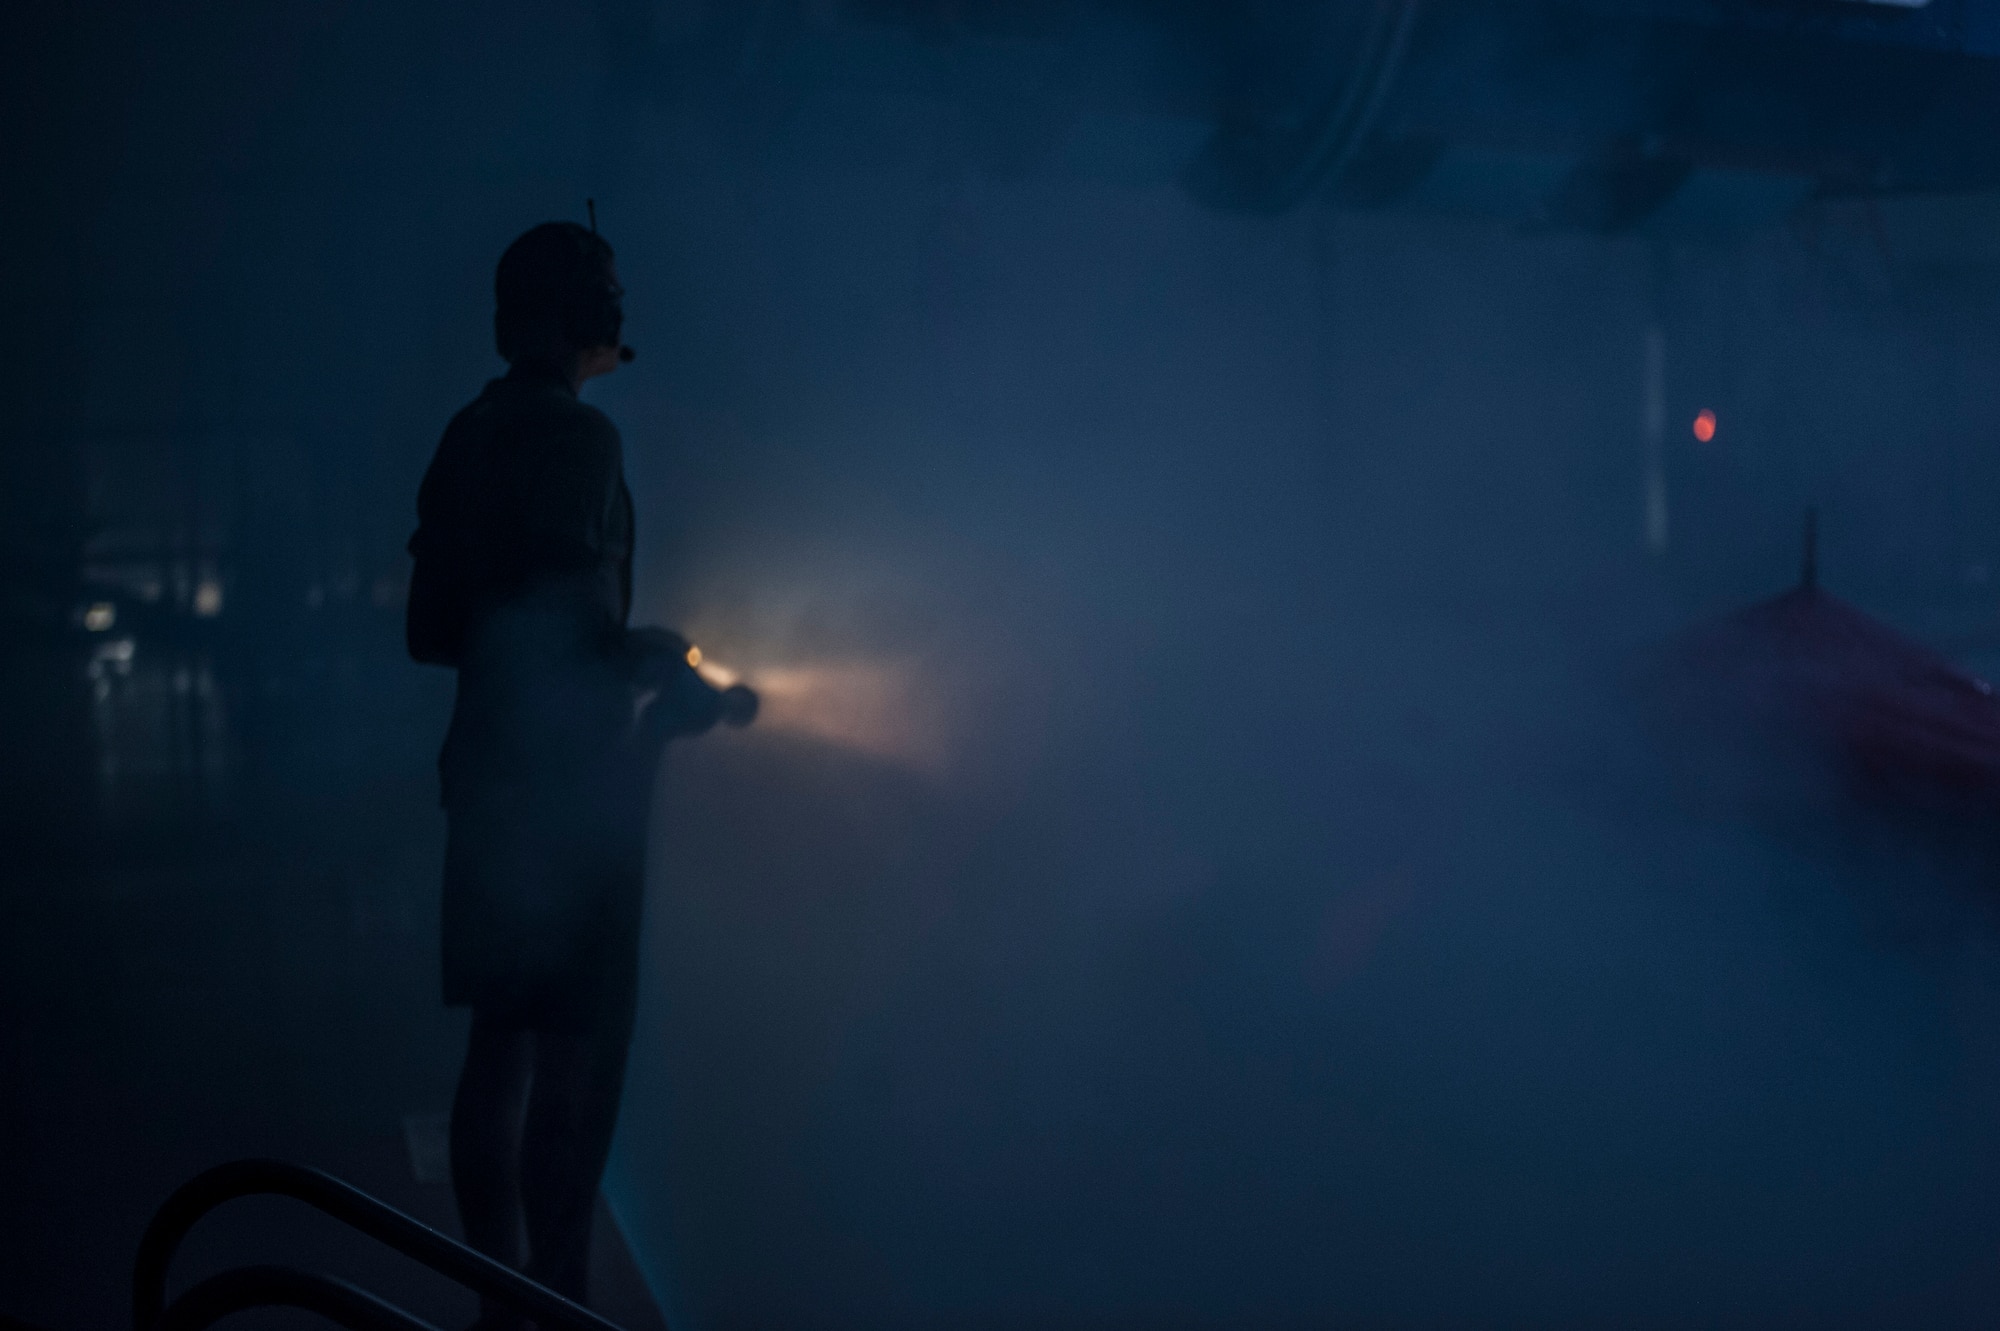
[408,361,720,1012]
[408,361,666,808]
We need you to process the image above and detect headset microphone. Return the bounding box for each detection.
[583,199,634,363]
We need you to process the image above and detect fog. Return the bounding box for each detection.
[606,174,2000,1328]
[12,4,2000,1329]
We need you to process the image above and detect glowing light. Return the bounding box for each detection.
[1692,409,1717,443]
[83,602,116,632]
[192,579,223,617]
[685,645,702,668]
[87,637,136,679]
[748,660,949,771]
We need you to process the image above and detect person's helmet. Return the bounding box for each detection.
[493,221,624,365]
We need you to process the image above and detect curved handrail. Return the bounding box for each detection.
[156,1266,440,1331]
[133,1159,628,1331]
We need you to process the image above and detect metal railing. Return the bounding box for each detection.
[134,1158,632,1331]
[153,1268,439,1331]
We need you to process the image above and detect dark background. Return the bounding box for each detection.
[12,3,2000,1328]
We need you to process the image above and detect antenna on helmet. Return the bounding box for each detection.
[581,197,634,363]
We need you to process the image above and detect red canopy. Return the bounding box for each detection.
[1646,526,2000,818]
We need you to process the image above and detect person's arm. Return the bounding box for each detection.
[625,627,758,744]
[511,405,627,634]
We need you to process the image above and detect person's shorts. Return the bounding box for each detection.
[440,784,645,1030]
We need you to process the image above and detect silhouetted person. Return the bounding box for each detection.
[406,219,755,1321]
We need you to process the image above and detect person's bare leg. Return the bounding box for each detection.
[519,992,637,1303]
[452,1012,534,1324]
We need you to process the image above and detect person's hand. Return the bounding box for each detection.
[625,626,690,690]
[719,683,759,727]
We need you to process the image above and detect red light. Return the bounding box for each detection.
[1692,409,1717,443]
